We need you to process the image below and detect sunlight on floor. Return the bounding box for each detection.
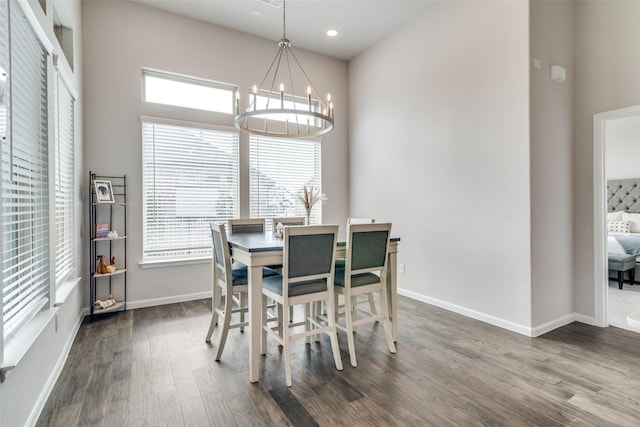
[608,280,640,333]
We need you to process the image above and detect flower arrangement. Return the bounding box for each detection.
[297,185,327,224]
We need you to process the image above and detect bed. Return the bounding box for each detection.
[607,178,640,260]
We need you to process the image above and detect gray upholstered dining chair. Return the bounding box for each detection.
[225,218,279,328]
[336,218,377,316]
[334,222,396,367]
[260,224,343,386]
[205,223,277,360]
[227,218,266,235]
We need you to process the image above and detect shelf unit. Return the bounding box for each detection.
[89,172,127,321]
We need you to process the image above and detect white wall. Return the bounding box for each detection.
[529,1,575,332]
[1,1,84,426]
[82,1,349,308]
[349,1,532,331]
[573,1,640,318]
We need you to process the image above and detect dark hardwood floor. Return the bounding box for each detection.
[36,296,640,426]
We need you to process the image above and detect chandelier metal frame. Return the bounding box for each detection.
[233,0,334,138]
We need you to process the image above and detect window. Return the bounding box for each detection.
[141,118,239,261]
[2,0,50,342]
[53,72,75,285]
[143,69,236,114]
[254,91,321,126]
[249,135,321,231]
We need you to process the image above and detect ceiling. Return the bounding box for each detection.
[128,0,432,61]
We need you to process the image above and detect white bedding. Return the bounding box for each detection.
[608,232,640,261]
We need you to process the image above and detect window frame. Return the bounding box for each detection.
[249,135,322,232]
[142,68,238,115]
[140,116,240,264]
[1,0,55,353]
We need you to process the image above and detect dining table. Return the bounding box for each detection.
[226,230,400,383]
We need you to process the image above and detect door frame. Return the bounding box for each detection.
[593,104,640,327]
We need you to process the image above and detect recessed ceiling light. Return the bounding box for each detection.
[251,10,263,16]
[326,29,338,37]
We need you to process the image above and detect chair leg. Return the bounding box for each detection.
[240,292,247,333]
[618,271,624,290]
[325,294,343,372]
[368,293,378,317]
[305,303,311,344]
[277,304,284,345]
[283,302,292,387]
[261,295,268,355]
[205,284,223,342]
[344,292,358,367]
[379,284,397,354]
[215,293,235,361]
[631,268,636,285]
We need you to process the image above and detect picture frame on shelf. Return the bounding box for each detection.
[93,179,114,203]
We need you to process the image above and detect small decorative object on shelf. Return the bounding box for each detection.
[97,255,109,274]
[95,297,116,310]
[90,172,127,321]
[297,185,327,225]
[95,223,109,238]
[274,222,284,238]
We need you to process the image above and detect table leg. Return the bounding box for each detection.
[248,265,262,383]
[386,251,398,342]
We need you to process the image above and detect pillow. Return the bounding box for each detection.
[608,220,631,233]
[622,212,640,233]
[607,211,624,221]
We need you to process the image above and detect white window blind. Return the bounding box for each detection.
[249,136,321,231]
[142,118,239,261]
[2,1,50,342]
[54,73,75,284]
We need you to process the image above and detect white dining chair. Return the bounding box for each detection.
[205,223,277,359]
[260,224,343,386]
[334,222,396,367]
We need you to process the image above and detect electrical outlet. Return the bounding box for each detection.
[399,263,405,274]
[55,313,59,332]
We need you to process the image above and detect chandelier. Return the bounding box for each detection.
[234,0,334,138]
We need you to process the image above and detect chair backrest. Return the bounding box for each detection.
[345,223,391,276]
[210,223,232,288]
[283,225,338,289]
[271,216,306,231]
[228,218,266,235]
[347,217,375,225]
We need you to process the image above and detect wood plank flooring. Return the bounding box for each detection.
[36,296,640,426]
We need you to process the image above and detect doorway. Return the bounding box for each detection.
[594,105,640,332]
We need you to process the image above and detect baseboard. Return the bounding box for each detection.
[530,313,576,337]
[26,307,87,427]
[126,291,211,310]
[574,313,600,327]
[397,288,534,336]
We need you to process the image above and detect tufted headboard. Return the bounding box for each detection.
[607,178,640,213]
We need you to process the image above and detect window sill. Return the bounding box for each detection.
[139,256,210,269]
[55,276,81,307]
[1,305,56,382]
